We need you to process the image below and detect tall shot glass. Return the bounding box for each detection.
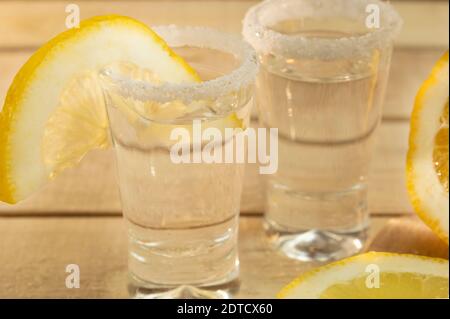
[243,0,402,261]
[100,26,258,298]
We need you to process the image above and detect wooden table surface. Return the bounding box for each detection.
[0,0,448,298]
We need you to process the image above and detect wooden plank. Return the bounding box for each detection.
[244,120,414,214]
[0,215,399,298]
[0,49,445,121]
[0,52,30,107]
[368,121,412,214]
[368,216,449,259]
[0,1,252,49]
[1,4,440,215]
[396,0,449,48]
[0,216,129,298]
[0,121,413,215]
[0,1,448,49]
[384,48,446,120]
[0,49,418,216]
[0,49,440,119]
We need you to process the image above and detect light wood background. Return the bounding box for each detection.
[0,0,448,298]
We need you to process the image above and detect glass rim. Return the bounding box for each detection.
[242,0,403,60]
[100,25,258,103]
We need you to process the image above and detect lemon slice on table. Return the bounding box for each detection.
[0,15,200,204]
[407,51,449,244]
[278,252,449,299]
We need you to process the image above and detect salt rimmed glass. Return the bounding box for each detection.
[100,26,258,298]
[243,0,402,262]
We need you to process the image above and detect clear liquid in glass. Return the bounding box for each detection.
[106,47,251,298]
[257,17,391,261]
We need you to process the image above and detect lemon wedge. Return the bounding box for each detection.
[278,252,449,299]
[407,51,449,244]
[0,15,199,204]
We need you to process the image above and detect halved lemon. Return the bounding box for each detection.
[0,15,200,204]
[278,252,449,299]
[407,51,449,244]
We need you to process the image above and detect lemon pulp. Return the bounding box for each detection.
[320,272,449,299]
[433,100,449,192]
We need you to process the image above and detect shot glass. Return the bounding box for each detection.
[100,26,257,298]
[243,0,402,261]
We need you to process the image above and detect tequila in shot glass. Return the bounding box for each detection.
[243,0,402,261]
[100,26,257,298]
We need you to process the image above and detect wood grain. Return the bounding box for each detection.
[0,121,413,215]
[0,1,444,216]
[0,49,439,216]
[0,0,447,300]
[384,48,446,120]
[0,215,394,298]
[0,48,446,119]
[368,216,449,259]
[0,1,447,49]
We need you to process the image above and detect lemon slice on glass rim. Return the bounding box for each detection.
[0,15,201,204]
[407,51,449,244]
[278,252,449,299]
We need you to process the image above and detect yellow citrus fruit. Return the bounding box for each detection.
[407,51,449,244]
[278,252,449,299]
[0,15,200,204]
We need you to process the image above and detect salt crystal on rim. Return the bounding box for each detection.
[242,0,403,60]
[100,26,258,104]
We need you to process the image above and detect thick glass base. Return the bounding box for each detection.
[125,214,240,299]
[128,279,239,299]
[264,181,369,262]
[265,218,367,262]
